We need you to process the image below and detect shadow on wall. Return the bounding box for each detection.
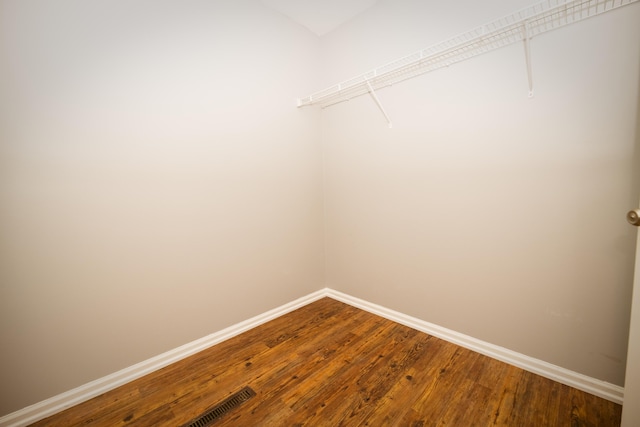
[632,72,640,215]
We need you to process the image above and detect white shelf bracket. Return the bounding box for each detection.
[366,80,393,128]
[523,22,534,98]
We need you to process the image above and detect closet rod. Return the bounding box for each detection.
[297,0,638,109]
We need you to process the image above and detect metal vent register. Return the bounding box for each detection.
[183,386,256,427]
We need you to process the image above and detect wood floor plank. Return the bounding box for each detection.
[30,298,622,427]
[319,329,430,426]
[363,335,451,426]
[279,322,406,423]
[401,347,482,425]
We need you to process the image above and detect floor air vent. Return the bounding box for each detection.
[183,386,256,427]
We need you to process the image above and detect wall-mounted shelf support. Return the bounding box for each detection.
[297,0,638,113]
[366,81,393,128]
[523,22,535,98]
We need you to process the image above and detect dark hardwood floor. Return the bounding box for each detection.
[31,297,621,426]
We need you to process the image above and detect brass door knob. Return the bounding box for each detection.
[628,209,640,226]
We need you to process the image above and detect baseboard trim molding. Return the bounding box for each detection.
[1,287,624,426]
[324,288,624,405]
[0,289,327,427]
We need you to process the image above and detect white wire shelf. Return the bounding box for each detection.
[297,0,638,109]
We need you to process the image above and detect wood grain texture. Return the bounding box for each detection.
[31,298,621,426]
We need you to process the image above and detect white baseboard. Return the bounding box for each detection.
[0,289,327,427]
[1,287,624,426]
[324,288,624,405]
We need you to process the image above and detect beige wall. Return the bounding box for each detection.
[0,0,324,416]
[321,0,640,386]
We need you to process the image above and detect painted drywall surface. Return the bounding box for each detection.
[321,0,640,386]
[0,0,323,416]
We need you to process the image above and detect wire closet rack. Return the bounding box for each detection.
[297,0,639,124]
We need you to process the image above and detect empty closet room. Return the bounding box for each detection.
[1,0,639,425]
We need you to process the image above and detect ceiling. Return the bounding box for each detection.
[261,0,378,36]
